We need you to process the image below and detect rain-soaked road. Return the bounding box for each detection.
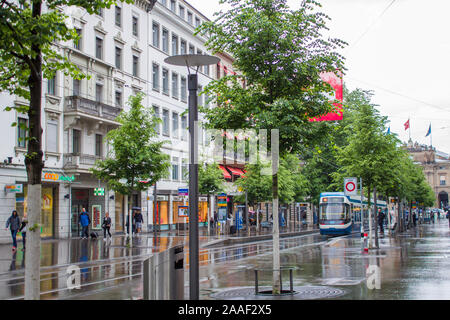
[1,219,450,300]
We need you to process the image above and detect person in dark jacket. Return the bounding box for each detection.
[134,210,143,233]
[102,212,112,240]
[19,218,27,251]
[79,208,91,239]
[5,210,21,251]
[378,209,385,234]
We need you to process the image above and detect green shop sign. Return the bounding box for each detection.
[43,172,75,182]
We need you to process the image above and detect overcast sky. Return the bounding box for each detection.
[187,0,450,154]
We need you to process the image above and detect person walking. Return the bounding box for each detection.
[446,207,450,228]
[5,210,21,252]
[18,218,28,251]
[102,212,112,240]
[134,210,143,234]
[79,208,91,239]
[412,210,417,227]
[378,208,385,234]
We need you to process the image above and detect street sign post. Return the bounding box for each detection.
[344,177,358,196]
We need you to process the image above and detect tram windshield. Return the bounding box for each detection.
[319,203,349,221]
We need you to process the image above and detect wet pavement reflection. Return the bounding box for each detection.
[1,220,449,300]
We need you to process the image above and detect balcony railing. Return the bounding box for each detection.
[64,153,103,170]
[65,96,122,121]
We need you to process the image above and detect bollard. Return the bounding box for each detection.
[363,233,369,252]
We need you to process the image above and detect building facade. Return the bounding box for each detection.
[0,0,219,242]
[407,141,450,208]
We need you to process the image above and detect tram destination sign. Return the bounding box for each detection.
[344,177,358,196]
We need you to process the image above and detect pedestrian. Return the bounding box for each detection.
[5,210,21,252]
[102,212,112,240]
[378,208,385,234]
[134,210,143,233]
[79,208,91,239]
[214,211,218,228]
[19,217,27,251]
[412,210,417,227]
[125,213,136,235]
[446,208,450,228]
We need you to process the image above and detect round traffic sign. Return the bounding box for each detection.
[345,181,356,192]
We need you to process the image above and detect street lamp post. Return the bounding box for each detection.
[164,54,220,300]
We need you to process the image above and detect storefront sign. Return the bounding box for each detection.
[94,188,104,196]
[178,206,188,217]
[5,184,23,193]
[178,188,188,196]
[43,172,75,182]
[92,205,102,230]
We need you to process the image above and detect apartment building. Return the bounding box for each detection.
[0,0,219,242]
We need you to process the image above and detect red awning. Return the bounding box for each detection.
[219,165,232,179]
[227,166,245,177]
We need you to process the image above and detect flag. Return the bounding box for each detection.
[404,119,410,130]
[425,123,431,137]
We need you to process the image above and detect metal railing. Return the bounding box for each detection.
[65,96,122,121]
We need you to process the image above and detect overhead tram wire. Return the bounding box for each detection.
[346,0,397,52]
[346,76,450,115]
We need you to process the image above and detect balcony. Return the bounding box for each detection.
[64,153,104,173]
[64,96,122,126]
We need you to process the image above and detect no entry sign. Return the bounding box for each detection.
[344,177,357,196]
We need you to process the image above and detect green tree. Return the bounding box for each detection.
[197,0,346,293]
[0,0,133,300]
[91,94,170,240]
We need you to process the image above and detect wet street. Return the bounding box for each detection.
[1,219,450,300]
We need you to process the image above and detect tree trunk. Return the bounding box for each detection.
[24,0,43,300]
[374,187,379,248]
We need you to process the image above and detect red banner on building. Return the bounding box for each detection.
[308,71,343,122]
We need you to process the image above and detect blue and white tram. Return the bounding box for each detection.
[319,192,387,236]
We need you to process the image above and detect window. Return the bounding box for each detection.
[47,75,56,95]
[195,17,200,28]
[172,112,179,138]
[181,115,187,141]
[187,11,193,25]
[95,83,103,102]
[160,0,167,5]
[47,120,58,153]
[180,39,186,54]
[170,0,176,12]
[95,134,103,157]
[132,55,139,77]
[73,79,80,96]
[172,157,179,181]
[152,63,160,90]
[152,22,160,48]
[95,37,103,59]
[115,6,122,27]
[162,109,169,136]
[98,8,103,17]
[172,72,178,99]
[204,64,209,76]
[72,129,81,154]
[180,76,187,102]
[189,44,194,54]
[74,28,82,50]
[153,106,160,134]
[115,47,122,69]
[162,68,169,94]
[17,117,27,148]
[162,28,169,53]
[440,176,446,186]
[115,90,122,107]
[179,5,185,19]
[132,16,138,37]
[172,34,178,55]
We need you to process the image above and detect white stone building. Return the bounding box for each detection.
[0,0,219,242]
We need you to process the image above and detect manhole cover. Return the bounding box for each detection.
[211,286,346,300]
